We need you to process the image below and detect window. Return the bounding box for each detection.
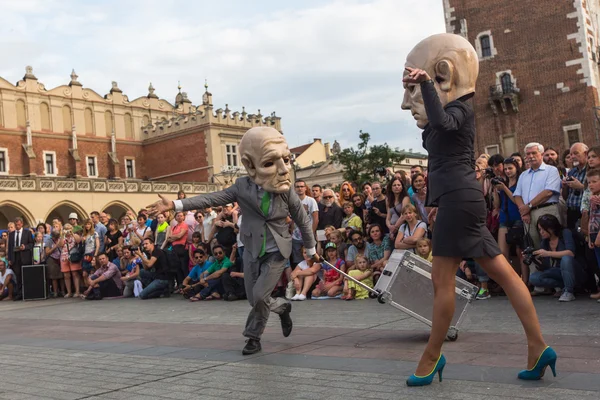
[563,124,582,147]
[226,144,238,167]
[480,35,491,58]
[84,108,94,134]
[502,136,517,155]
[0,148,8,174]
[418,160,423,166]
[62,105,72,132]
[125,158,135,179]
[40,102,51,131]
[16,99,26,128]
[124,113,133,139]
[105,110,113,136]
[43,151,57,176]
[485,145,500,156]
[87,156,97,177]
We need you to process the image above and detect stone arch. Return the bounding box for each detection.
[0,200,36,228]
[102,200,134,222]
[44,200,88,225]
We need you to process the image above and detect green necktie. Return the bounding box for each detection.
[259,191,271,257]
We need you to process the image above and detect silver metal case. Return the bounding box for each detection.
[375,251,479,340]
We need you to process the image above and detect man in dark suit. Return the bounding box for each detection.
[7,217,34,299]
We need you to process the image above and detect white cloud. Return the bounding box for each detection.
[0,0,444,152]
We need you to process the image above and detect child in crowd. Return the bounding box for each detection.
[290,247,321,301]
[188,232,203,271]
[416,238,433,262]
[112,246,123,267]
[312,242,344,298]
[328,230,347,260]
[341,201,363,233]
[342,255,373,300]
[32,232,45,264]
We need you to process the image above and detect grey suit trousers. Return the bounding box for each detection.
[242,250,289,340]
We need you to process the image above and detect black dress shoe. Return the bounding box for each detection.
[242,339,261,355]
[227,294,238,302]
[279,302,293,337]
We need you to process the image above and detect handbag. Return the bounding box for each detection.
[505,220,524,246]
[67,240,85,263]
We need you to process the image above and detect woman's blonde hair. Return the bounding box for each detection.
[354,254,369,267]
[82,218,95,237]
[416,238,431,252]
[401,204,418,215]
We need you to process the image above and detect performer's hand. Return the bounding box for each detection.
[147,194,174,217]
[403,67,432,84]
[311,253,321,263]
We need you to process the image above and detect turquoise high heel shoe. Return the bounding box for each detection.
[518,346,558,380]
[406,354,446,386]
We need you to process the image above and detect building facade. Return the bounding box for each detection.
[443,0,600,156]
[0,66,281,226]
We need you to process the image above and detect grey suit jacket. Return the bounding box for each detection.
[180,177,316,260]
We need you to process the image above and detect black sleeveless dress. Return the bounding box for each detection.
[420,81,500,258]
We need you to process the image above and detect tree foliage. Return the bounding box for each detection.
[332,130,406,183]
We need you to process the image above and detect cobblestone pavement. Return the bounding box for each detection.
[0,295,599,399]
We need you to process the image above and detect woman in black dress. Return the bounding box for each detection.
[402,58,554,386]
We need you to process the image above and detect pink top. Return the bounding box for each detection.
[171,223,189,246]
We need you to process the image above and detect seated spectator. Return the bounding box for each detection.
[189,244,232,301]
[312,242,344,298]
[0,258,15,301]
[342,255,373,300]
[365,224,392,277]
[120,247,142,298]
[328,230,346,260]
[415,238,433,262]
[188,232,203,272]
[181,249,212,299]
[394,204,427,253]
[346,230,367,271]
[529,214,580,302]
[456,259,491,299]
[290,247,321,301]
[138,238,170,300]
[222,243,246,301]
[342,201,363,233]
[83,253,123,300]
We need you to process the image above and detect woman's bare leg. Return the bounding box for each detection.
[64,273,72,296]
[301,275,316,296]
[475,254,546,368]
[415,256,461,376]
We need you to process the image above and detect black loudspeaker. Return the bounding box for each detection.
[22,264,46,301]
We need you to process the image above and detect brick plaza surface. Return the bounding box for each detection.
[0,296,599,399]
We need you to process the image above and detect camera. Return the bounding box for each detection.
[566,176,575,182]
[490,177,504,186]
[374,167,387,177]
[484,167,495,179]
[522,246,541,267]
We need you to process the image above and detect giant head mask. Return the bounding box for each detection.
[401,33,479,129]
[239,127,292,193]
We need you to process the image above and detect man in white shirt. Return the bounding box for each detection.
[202,207,217,243]
[291,179,319,267]
[514,143,562,287]
[0,258,15,301]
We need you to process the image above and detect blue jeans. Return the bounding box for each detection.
[590,233,600,267]
[529,255,577,293]
[139,279,169,299]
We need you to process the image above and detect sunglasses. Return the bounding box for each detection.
[295,185,305,188]
[323,196,334,199]
[214,252,223,256]
[194,256,204,259]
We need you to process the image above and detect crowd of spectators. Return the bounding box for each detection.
[1,142,599,304]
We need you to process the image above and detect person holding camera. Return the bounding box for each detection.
[527,214,579,302]
[492,157,528,283]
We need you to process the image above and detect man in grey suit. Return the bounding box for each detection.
[148,127,318,355]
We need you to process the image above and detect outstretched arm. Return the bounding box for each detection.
[147,184,239,216]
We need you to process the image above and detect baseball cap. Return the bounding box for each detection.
[225,203,234,208]
[68,213,78,220]
[325,242,337,250]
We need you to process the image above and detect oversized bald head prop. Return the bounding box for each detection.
[239,127,293,193]
[402,33,479,129]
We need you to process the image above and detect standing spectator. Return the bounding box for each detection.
[177,190,186,200]
[82,253,123,300]
[184,210,198,243]
[193,211,204,242]
[408,165,424,198]
[201,207,217,243]
[543,147,560,165]
[580,147,600,296]
[489,154,506,179]
[351,194,367,228]
[339,181,355,204]
[291,179,319,267]
[60,223,83,298]
[104,219,123,261]
[361,182,375,209]
[346,230,367,270]
[68,213,82,235]
[166,211,189,292]
[369,182,388,233]
[510,153,525,170]
[153,213,169,249]
[365,224,392,276]
[132,214,152,245]
[138,238,170,299]
[210,204,238,256]
[394,204,427,253]
[563,149,573,171]
[99,212,110,229]
[81,219,100,281]
[317,189,344,230]
[32,232,45,265]
[386,177,411,239]
[44,230,65,297]
[0,259,15,301]
[562,142,588,229]
[514,143,562,248]
[411,173,429,221]
[530,215,580,302]
[311,184,323,204]
[7,217,33,300]
[36,223,50,241]
[90,211,107,253]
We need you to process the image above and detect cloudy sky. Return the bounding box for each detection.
[0,0,444,152]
